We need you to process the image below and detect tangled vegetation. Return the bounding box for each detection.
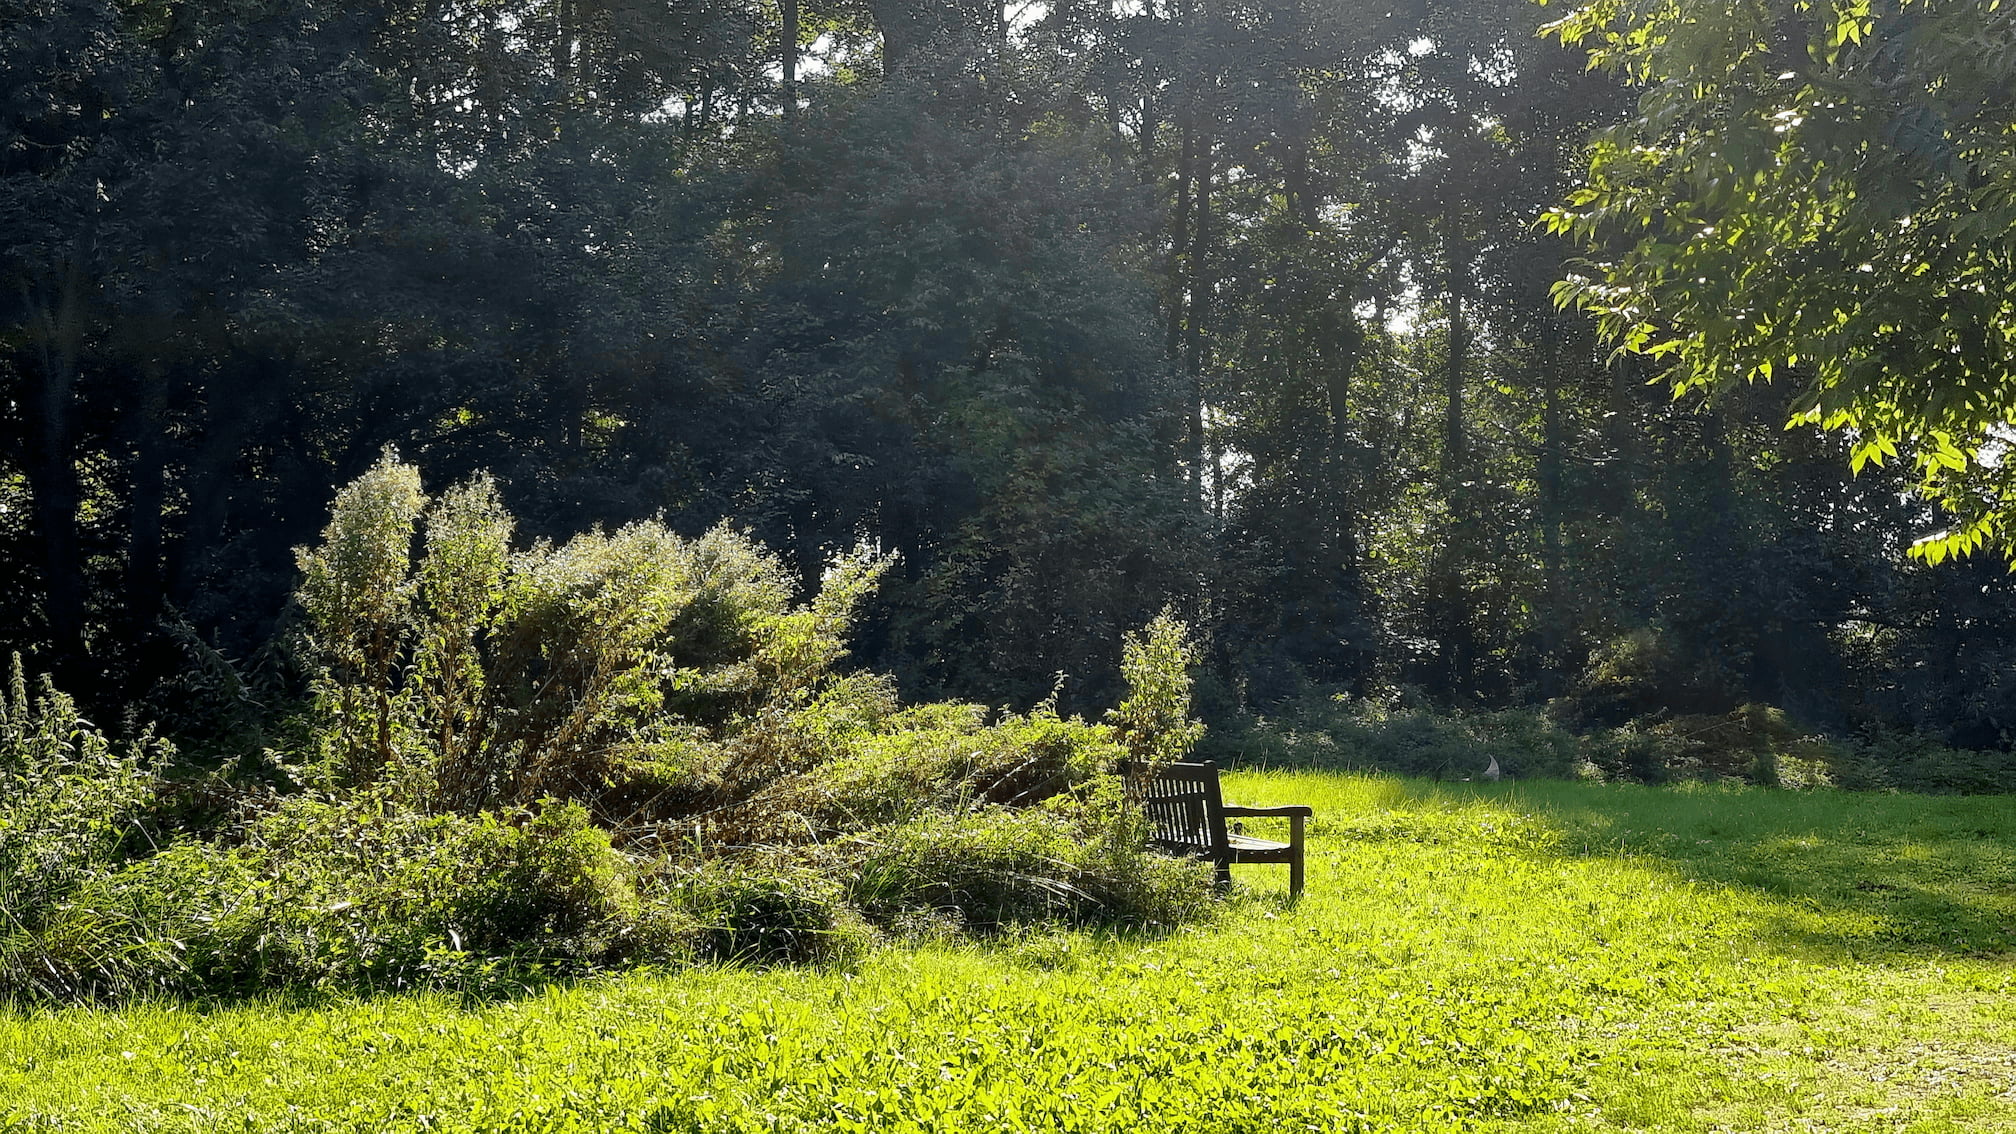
[0,456,1212,1005]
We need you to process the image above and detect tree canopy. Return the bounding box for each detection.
[6,0,2016,762]
[1545,0,2016,562]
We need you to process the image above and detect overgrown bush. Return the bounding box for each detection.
[847,786,1213,931]
[1553,628,1741,727]
[662,858,869,966]
[1110,610,1205,791]
[850,808,1088,928]
[0,657,168,1001]
[1212,688,2016,793]
[0,463,1232,1003]
[743,700,1119,838]
[16,795,647,1001]
[1825,730,2016,794]
[293,451,892,818]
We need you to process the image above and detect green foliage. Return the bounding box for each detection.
[1109,612,1206,794]
[1218,690,2016,793]
[1573,707,1834,788]
[664,859,869,966]
[11,0,2014,828]
[1546,0,2016,557]
[851,808,1080,929]
[1556,628,1739,726]
[1824,730,2016,795]
[411,472,516,811]
[0,656,166,1001]
[0,656,162,903]
[294,452,430,785]
[1213,693,1588,782]
[293,456,894,816]
[795,704,1118,830]
[1,464,1221,1003]
[11,796,642,1002]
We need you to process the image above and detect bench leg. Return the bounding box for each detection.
[1288,813,1305,899]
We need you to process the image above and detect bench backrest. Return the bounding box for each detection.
[1139,761,1228,858]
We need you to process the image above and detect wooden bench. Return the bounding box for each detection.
[1136,761,1313,898]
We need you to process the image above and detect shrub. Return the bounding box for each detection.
[1575,706,1845,787]
[848,782,1214,931]
[1827,730,2016,794]
[1208,694,1585,781]
[23,840,263,1001]
[850,808,1089,928]
[1554,627,1739,726]
[1052,775,1217,927]
[5,463,1230,1003]
[294,455,429,786]
[291,453,894,818]
[0,658,167,1002]
[805,705,1118,830]
[17,795,644,1001]
[663,858,869,966]
[233,796,638,988]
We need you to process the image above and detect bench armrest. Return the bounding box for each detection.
[1220,805,1313,819]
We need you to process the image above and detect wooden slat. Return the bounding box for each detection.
[1139,760,1311,898]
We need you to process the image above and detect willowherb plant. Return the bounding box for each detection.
[1109,610,1205,797]
[413,473,515,811]
[292,456,896,817]
[294,450,427,785]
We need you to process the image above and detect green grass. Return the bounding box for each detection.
[3,774,2011,1133]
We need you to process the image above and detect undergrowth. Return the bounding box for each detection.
[1210,689,2016,793]
[0,455,1212,1005]
[3,773,2009,1132]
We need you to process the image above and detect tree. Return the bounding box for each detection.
[1545,0,2016,561]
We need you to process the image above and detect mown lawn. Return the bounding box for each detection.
[3,773,2012,1133]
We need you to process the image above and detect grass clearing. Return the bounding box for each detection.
[3,773,2011,1133]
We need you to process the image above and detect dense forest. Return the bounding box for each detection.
[5,6,2014,1122]
[6,0,2016,774]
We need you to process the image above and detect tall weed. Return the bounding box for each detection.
[0,656,168,1001]
[292,453,894,817]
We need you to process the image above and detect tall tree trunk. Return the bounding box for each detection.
[1318,302,1367,688]
[1137,4,1158,182]
[1136,2,1160,293]
[551,0,573,94]
[869,0,994,76]
[1165,83,1194,361]
[1436,208,1473,696]
[869,0,917,72]
[1539,318,1565,694]
[170,350,287,605]
[1183,129,1213,502]
[781,0,799,120]
[21,257,91,671]
[1608,348,1638,518]
[127,360,170,636]
[1443,211,1468,479]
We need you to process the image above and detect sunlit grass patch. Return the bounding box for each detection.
[2,774,2012,1133]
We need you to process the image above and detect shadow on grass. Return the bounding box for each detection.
[1415,778,2016,962]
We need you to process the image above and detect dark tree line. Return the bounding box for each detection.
[6,0,2016,749]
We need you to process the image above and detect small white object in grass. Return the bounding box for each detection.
[1483,755,1503,782]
